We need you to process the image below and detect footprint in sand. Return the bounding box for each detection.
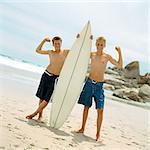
[103,132,108,135]
[67,125,71,128]
[11,113,16,115]
[18,109,24,112]
[14,126,20,130]
[126,143,132,146]
[0,146,5,149]
[54,137,65,141]
[69,143,77,147]
[14,144,19,148]
[30,143,35,147]
[121,135,127,139]
[16,136,22,140]
[94,141,106,147]
[132,141,140,145]
[111,126,116,129]
[115,140,121,143]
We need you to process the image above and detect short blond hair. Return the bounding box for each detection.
[96,37,106,44]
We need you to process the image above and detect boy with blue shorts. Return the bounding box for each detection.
[76,36,123,141]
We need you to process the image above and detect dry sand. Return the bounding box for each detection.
[0,64,149,150]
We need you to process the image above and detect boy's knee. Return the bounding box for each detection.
[97,109,103,114]
[84,106,90,110]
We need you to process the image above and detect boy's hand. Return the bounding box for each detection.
[76,33,80,38]
[115,46,121,53]
[76,34,93,40]
[90,35,93,40]
[44,36,50,42]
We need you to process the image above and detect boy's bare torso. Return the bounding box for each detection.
[46,50,69,75]
[89,52,109,82]
[47,50,109,80]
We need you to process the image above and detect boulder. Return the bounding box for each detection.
[138,76,148,84]
[124,61,140,79]
[105,69,119,76]
[108,66,124,76]
[138,84,150,101]
[104,84,115,91]
[113,89,127,99]
[104,79,123,87]
[113,88,144,102]
[127,91,142,102]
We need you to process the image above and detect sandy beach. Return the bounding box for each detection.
[0,63,149,150]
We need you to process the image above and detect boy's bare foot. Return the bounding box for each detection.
[96,133,100,141]
[37,116,43,122]
[76,128,84,133]
[26,115,33,119]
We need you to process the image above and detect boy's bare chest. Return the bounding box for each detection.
[91,55,108,65]
[50,53,66,63]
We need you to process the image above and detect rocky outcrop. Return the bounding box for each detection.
[113,89,144,103]
[137,73,150,86]
[104,77,140,89]
[138,84,150,102]
[104,84,115,91]
[105,69,119,76]
[124,61,140,79]
[105,62,149,103]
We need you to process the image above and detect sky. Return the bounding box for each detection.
[0,0,149,75]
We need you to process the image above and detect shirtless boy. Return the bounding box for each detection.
[26,36,69,120]
[76,36,123,141]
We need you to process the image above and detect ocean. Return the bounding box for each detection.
[0,53,148,76]
[0,53,45,74]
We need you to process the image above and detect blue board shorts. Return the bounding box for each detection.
[36,70,59,102]
[78,78,105,109]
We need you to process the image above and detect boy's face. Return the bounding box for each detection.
[96,40,105,50]
[53,40,62,50]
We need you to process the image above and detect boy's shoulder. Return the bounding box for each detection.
[104,53,110,57]
[63,49,70,54]
[90,51,96,55]
[49,50,55,54]
[63,49,70,51]
[102,52,111,59]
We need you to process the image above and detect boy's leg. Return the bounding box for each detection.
[26,100,48,119]
[38,99,44,120]
[76,106,89,133]
[96,108,103,141]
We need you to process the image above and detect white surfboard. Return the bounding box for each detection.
[49,21,92,129]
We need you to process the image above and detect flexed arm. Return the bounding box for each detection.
[108,47,123,69]
[36,37,51,55]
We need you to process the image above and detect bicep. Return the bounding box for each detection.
[108,55,118,66]
[64,49,70,55]
[36,50,51,55]
[90,52,94,58]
